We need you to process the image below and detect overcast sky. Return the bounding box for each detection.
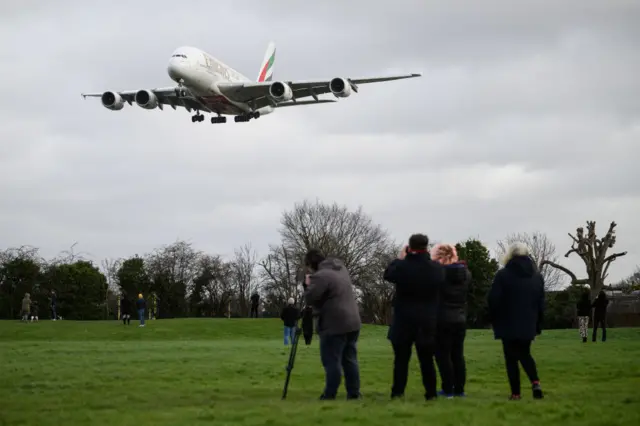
[1,0,638,284]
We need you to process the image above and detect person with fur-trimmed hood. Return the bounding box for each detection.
[431,243,471,398]
[21,293,31,322]
[488,243,545,401]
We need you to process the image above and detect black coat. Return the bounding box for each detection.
[280,305,299,327]
[301,306,314,335]
[488,255,545,341]
[383,252,445,345]
[250,293,259,306]
[576,296,591,317]
[438,263,470,325]
[592,294,609,319]
[121,297,132,314]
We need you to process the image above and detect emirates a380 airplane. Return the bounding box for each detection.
[81,42,422,124]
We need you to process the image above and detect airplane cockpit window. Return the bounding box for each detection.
[171,54,188,59]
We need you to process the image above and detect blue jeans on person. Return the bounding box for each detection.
[138,309,145,325]
[284,326,295,345]
[319,329,361,399]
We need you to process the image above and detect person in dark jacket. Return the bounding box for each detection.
[591,290,609,342]
[50,290,57,321]
[383,234,445,401]
[250,293,260,318]
[136,293,146,327]
[488,243,545,400]
[431,243,471,398]
[576,290,591,343]
[301,305,314,345]
[120,293,132,325]
[303,248,362,400]
[280,298,299,345]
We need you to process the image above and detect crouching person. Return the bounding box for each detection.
[488,243,545,400]
[303,249,362,400]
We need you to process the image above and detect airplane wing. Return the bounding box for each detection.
[217,73,421,110]
[81,87,213,113]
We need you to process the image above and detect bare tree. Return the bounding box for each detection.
[101,258,122,319]
[192,254,235,316]
[231,243,258,316]
[278,199,394,289]
[259,243,302,310]
[51,242,90,265]
[496,231,563,290]
[542,221,627,300]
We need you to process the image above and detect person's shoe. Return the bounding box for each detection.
[319,393,336,400]
[425,394,437,401]
[454,392,466,398]
[582,337,587,343]
[390,393,404,399]
[509,394,521,401]
[346,393,362,400]
[532,382,543,399]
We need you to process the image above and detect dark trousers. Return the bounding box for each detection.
[435,323,467,395]
[391,338,437,399]
[51,305,57,320]
[501,339,540,396]
[319,330,360,399]
[592,316,606,341]
[250,305,258,318]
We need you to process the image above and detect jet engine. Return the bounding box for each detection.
[329,77,352,98]
[101,91,124,110]
[135,90,158,109]
[268,81,293,103]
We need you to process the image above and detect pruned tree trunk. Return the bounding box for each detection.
[541,221,627,300]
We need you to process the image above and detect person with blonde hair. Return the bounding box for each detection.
[488,242,545,400]
[431,243,471,398]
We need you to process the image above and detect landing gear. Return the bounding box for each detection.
[233,111,260,123]
[175,79,187,98]
[211,116,226,124]
[191,113,204,122]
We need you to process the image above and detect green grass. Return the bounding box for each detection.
[1,319,639,426]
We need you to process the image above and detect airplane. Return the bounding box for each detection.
[81,42,422,124]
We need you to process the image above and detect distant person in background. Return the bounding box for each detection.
[280,298,299,345]
[136,293,146,327]
[30,300,39,322]
[576,291,592,343]
[301,304,314,345]
[431,243,471,398]
[120,292,132,325]
[488,242,545,401]
[21,293,31,322]
[591,290,609,342]
[50,290,57,320]
[250,292,260,318]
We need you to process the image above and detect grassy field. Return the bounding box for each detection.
[1,319,639,426]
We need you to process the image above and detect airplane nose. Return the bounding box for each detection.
[167,59,182,81]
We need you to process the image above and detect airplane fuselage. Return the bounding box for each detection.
[166,46,274,117]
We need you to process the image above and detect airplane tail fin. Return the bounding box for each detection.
[257,41,276,82]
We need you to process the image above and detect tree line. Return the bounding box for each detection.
[0,199,634,328]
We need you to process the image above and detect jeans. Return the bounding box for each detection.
[283,326,295,345]
[319,330,361,399]
[435,323,467,395]
[51,306,57,320]
[138,309,145,325]
[501,339,540,396]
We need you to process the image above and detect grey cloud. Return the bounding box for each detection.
[1,0,638,284]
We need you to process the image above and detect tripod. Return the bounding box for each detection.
[282,323,302,400]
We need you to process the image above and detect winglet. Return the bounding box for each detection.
[257,41,276,82]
